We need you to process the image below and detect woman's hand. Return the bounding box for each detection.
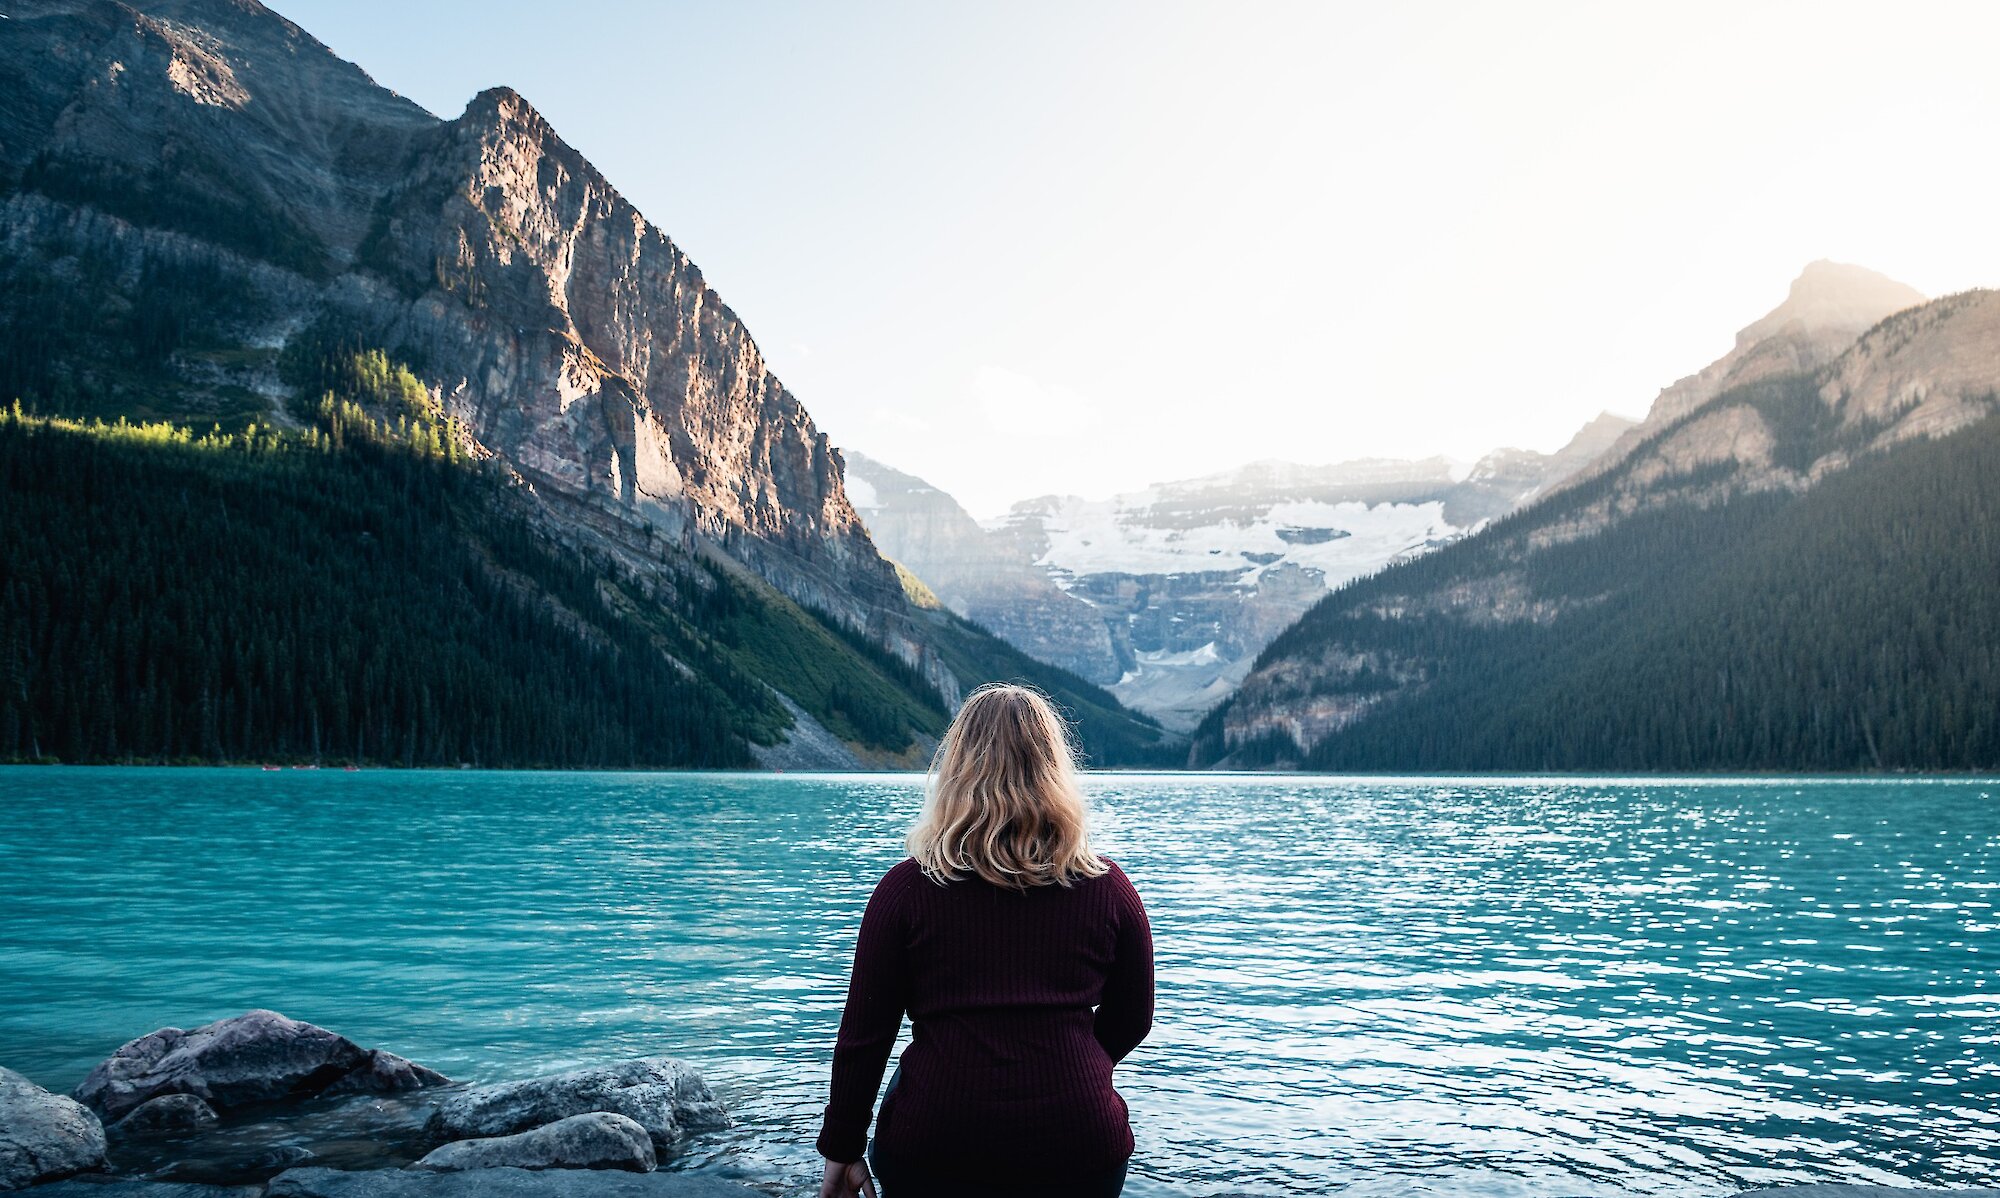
[818,1156,876,1198]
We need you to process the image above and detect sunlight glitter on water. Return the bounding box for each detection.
[0,770,1996,1196]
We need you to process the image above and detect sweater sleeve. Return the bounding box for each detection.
[815,865,913,1163]
[1093,862,1155,1064]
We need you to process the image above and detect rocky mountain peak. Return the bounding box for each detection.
[1553,263,1926,493]
[459,84,547,137]
[1736,259,1926,349]
[1567,410,1640,439]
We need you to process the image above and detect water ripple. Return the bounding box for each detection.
[0,769,1995,1196]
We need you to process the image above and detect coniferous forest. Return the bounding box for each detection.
[0,410,762,766]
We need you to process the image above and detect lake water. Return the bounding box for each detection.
[1,770,1996,1197]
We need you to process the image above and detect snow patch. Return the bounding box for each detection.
[1022,494,1462,590]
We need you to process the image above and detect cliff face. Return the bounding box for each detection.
[2,0,435,268]
[355,85,899,619]
[1205,278,2000,767]
[3,0,896,628]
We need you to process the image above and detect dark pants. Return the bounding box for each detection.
[866,1066,1128,1198]
[868,1144,1128,1198]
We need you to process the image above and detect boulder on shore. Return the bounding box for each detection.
[423,1061,724,1157]
[0,1066,108,1191]
[72,1013,448,1122]
[103,1097,218,1142]
[268,1166,759,1198]
[412,1113,655,1174]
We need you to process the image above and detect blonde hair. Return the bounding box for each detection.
[907,684,1106,889]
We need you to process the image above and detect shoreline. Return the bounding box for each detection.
[5,1011,1994,1198]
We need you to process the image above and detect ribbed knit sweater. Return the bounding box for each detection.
[815,857,1155,1177]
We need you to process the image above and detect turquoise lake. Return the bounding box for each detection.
[0,770,1995,1196]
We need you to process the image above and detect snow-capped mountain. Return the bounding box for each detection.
[847,413,1633,730]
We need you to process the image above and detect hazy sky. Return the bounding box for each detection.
[280,0,2000,517]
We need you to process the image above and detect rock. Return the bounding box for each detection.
[268,1166,760,1198]
[93,1090,440,1188]
[318,1057,440,1103]
[17,1179,258,1198]
[255,1147,320,1171]
[424,1060,723,1158]
[104,1097,218,1141]
[411,1113,654,1174]
[150,1145,316,1184]
[0,1066,107,1191]
[72,1012,448,1122]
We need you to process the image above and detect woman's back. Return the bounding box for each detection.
[816,857,1153,1177]
[813,683,1155,1197]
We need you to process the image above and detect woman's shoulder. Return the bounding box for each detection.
[873,857,929,897]
[1092,856,1145,907]
[859,859,929,923]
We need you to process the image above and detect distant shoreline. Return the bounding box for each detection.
[5,761,1996,779]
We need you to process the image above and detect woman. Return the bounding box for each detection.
[815,684,1155,1198]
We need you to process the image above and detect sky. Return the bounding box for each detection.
[279,0,2000,517]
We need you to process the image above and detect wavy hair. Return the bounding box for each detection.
[907,683,1106,889]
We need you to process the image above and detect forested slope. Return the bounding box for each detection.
[0,412,752,766]
[1197,410,2000,771]
[0,401,1172,768]
[1196,290,2000,773]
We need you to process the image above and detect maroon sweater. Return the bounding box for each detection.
[816,857,1155,1176]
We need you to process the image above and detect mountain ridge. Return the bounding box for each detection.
[1198,279,2000,770]
[1554,260,1926,497]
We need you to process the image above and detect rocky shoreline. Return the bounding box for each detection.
[1,1012,756,1196]
[4,1010,1994,1198]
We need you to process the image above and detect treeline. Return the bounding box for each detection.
[1202,405,2000,771]
[0,410,759,767]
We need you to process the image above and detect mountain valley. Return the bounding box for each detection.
[847,417,1635,729]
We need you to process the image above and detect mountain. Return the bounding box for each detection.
[0,0,1170,767]
[842,452,1123,682]
[847,413,1634,730]
[1194,271,2000,772]
[1554,260,1926,494]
